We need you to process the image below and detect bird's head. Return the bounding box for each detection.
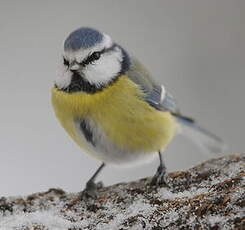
[55,27,130,93]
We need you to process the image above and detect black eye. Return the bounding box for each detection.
[91,52,101,61]
[63,57,69,66]
[81,52,101,66]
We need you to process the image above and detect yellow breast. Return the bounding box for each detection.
[51,76,177,155]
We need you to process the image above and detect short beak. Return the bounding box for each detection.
[69,61,80,71]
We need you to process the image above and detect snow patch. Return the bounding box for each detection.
[158,187,209,199]
[0,210,73,230]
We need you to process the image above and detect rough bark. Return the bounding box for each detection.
[0,154,244,230]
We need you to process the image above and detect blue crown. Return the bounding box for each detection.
[64,27,103,51]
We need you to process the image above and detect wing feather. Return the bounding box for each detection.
[127,56,179,113]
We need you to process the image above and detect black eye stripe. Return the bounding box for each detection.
[81,51,101,66]
[80,43,117,66]
[63,57,69,66]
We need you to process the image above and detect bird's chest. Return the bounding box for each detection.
[52,85,144,163]
[51,77,176,163]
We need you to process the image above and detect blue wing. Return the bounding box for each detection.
[127,57,180,113]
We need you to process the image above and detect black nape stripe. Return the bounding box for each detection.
[117,45,130,75]
[80,120,96,146]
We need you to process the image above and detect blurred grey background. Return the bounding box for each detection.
[0,0,244,196]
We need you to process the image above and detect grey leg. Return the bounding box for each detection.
[150,151,168,186]
[81,162,105,198]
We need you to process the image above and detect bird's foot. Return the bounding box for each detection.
[150,165,169,187]
[80,180,104,199]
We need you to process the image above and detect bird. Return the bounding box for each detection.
[51,27,225,196]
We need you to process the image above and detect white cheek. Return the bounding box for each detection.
[83,51,122,86]
[55,64,72,89]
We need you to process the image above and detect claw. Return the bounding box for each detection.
[80,181,104,199]
[150,170,168,187]
[150,151,169,187]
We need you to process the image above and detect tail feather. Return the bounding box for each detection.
[174,114,227,155]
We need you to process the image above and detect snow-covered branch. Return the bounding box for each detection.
[0,154,244,229]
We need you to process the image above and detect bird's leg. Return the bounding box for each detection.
[80,162,105,198]
[150,151,168,186]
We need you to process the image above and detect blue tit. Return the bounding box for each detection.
[52,27,225,194]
